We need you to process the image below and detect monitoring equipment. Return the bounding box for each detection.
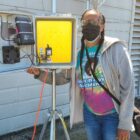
[2,46,20,64]
[14,16,35,45]
[33,16,77,140]
[34,16,77,69]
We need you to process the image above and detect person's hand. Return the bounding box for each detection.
[27,67,40,76]
[117,129,130,140]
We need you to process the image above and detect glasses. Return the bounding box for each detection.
[81,19,99,26]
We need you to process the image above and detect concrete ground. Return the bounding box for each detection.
[0,98,140,140]
[0,117,139,140]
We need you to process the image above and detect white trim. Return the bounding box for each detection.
[0,10,33,16]
[130,0,140,97]
[128,0,136,53]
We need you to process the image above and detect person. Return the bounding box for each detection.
[27,9,135,140]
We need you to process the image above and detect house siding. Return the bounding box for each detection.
[0,0,134,135]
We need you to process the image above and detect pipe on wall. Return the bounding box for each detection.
[52,0,56,14]
[86,0,90,9]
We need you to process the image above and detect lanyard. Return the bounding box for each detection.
[85,46,121,105]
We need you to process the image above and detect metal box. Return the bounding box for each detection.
[34,16,77,69]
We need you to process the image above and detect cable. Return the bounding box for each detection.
[31,69,48,140]
[20,48,41,66]
[19,48,38,67]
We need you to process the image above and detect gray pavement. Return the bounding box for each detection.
[0,117,139,140]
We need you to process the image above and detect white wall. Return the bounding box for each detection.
[100,0,133,44]
[0,0,133,135]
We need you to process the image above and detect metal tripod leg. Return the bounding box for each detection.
[39,111,52,140]
[50,111,56,140]
[56,111,70,140]
[39,69,70,140]
[39,110,70,140]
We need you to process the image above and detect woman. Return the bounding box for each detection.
[27,9,135,140]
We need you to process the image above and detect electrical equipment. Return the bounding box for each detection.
[8,26,16,35]
[14,16,35,45]
[34,16,77,69]
[2,46,20,64]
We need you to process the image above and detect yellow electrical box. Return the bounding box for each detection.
[34,17,76,68]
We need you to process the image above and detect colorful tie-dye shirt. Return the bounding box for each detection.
[76,46,116,115]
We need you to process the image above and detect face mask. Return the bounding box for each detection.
[82,23,100,42]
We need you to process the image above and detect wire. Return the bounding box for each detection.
[31,69,48,140]
[20,48,41,67]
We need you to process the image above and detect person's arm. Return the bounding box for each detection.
[117,45,135,130]
[27,67,71,85]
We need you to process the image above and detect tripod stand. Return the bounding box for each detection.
[39,69,70,140]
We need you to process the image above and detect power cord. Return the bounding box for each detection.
[31,69,48,140]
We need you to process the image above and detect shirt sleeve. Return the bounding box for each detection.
[118,45,135,130]
[34,69,71,85]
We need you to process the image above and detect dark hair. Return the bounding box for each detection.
[80,9,105,87]
[81,9,105,25]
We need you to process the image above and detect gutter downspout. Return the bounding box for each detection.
[86,0,90,9]
[52,0,56,14]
